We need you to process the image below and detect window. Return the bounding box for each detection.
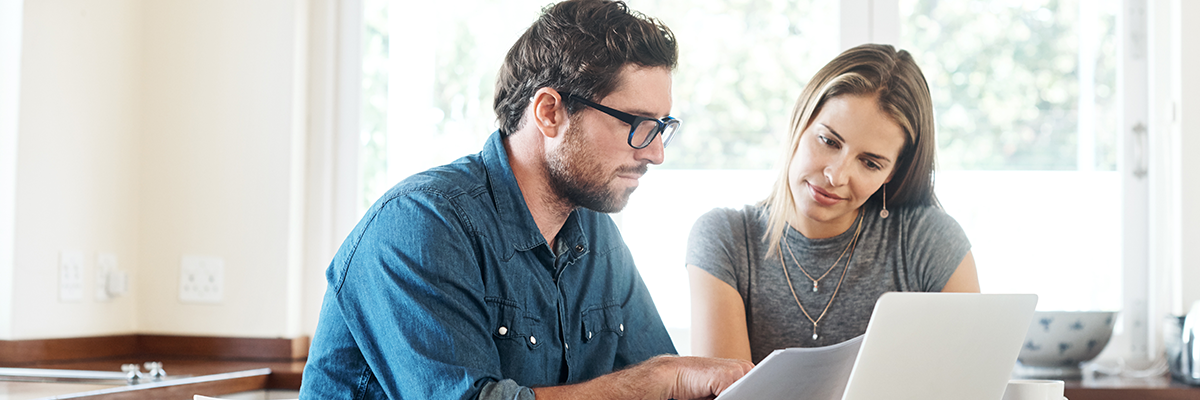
[898,0,1123,313]
[359,0,549,211]
[358,0,1143,358]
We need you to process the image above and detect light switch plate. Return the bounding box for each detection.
[59,251,84,302]
[95,253,118,301]
[180,255,223,303]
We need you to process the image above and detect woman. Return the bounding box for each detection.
[686,43,980,363]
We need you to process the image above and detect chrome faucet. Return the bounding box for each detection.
[1172,301,1200,385]
[120,363,144,384]
[120,362,167,384]
[144,361,166,380]
[1184,303,1200,383]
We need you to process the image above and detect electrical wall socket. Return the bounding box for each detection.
[180,255,223,304]
[59,251,84,302]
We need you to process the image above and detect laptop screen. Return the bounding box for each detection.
[715,293,1037,400]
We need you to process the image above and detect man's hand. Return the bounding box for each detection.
[657,355,754,400]
[533,355,753,400]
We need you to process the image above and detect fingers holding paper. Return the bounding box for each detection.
[533,354,752,400]
[657,355,755,399]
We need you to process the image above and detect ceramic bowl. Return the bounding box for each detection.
[1014,311,1117,378]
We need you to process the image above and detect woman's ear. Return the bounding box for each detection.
[530,88,568,139]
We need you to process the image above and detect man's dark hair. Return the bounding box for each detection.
[493,0,678,135]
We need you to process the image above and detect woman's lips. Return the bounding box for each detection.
[808,182,844,206]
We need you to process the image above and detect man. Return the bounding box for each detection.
[300,0,752,399]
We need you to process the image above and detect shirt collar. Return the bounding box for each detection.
[481,131,560,258]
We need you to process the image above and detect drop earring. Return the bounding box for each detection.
[879,186,890,219]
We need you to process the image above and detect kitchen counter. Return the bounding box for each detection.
[7,334,1199,399]
[0,367,271,400]
[1064,374,1200,400]
[0,335,307,400]
[0,358,304,400]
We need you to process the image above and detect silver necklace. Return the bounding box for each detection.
[779,210,864,340]
[783,224,856,293]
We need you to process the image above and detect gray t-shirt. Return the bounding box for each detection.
[686,202,970,363]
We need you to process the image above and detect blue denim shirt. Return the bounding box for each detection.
[300,131,676,400]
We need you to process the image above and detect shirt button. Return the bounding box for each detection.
[587,331,593,339]
[619,324,624,332]
[565,343,569,350]
[574,244,584,252]
[529,336,537,345]
[498,326,508,336]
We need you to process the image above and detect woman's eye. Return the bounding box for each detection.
[818,135,838,148]
[863,159,882,171]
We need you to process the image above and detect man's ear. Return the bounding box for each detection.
[530,88,568,139]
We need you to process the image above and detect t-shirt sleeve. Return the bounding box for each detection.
[904,207,972,292]
[686,207,748,289]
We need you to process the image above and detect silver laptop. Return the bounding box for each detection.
[716,292,1038,400]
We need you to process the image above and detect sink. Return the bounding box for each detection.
[0,366,269,400]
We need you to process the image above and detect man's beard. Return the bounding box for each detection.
[545,124,647,213]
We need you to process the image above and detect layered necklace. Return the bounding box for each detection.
[778,210,865,340]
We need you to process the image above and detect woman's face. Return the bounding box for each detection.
[787,93,907,237]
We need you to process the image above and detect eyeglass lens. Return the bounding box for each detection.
[631,119,680,148]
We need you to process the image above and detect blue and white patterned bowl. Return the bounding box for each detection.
[1015,311,1117,378]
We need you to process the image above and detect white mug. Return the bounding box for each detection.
[1002,379,1066,400]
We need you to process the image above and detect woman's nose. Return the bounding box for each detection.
[824,157,850,186]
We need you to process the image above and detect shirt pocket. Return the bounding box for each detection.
[581,302,625,343]
[486,296,543,350]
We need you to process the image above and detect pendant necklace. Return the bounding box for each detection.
[779,210,865,340]
[784,221,857,293]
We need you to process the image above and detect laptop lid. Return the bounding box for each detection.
[840,292,1038,400]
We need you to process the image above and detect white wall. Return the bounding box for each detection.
[11,0,144,339]
[0,0,23,339]
[136,0,306,337]
[1,0,314,340]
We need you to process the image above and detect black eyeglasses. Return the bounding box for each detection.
[565,93,680,149]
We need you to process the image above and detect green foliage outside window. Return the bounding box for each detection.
[360,0,389,212]
[359,0,1119,211]
[902,0,1118,171]
[633,0,840,169]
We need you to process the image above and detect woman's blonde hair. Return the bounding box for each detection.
[762,43,939,254]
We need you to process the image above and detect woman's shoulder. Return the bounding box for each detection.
[689,203,768,241]
[693,203,766,228]
[892,203,956,221]
[889,203,966,236]
[688,204,768,268]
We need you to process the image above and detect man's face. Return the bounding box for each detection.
[545,65,672,213]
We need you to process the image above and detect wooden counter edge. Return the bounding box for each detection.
[53,368,273,400]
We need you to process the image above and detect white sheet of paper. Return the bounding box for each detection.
[715,335,864,400]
